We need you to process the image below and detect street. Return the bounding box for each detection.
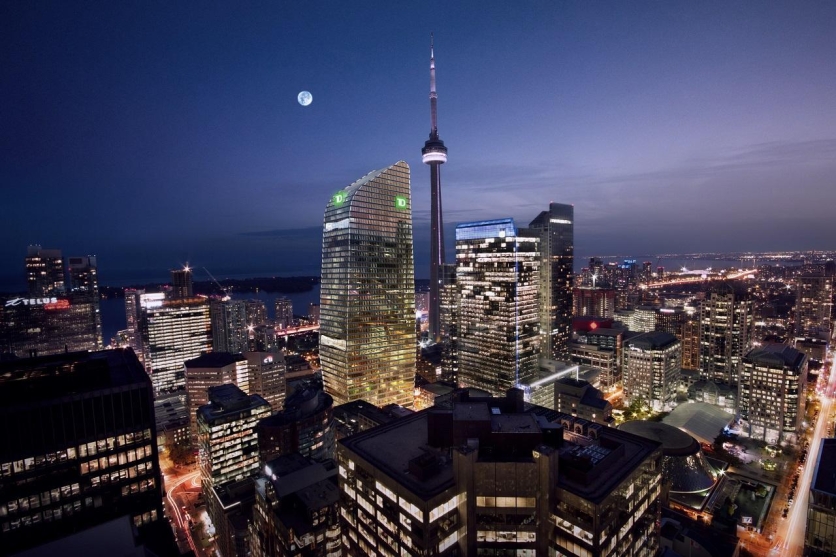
[770,344,835,555]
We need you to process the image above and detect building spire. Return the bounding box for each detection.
[422,33,448,344]
[429,33,438,139]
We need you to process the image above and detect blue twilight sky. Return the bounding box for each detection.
[2,1,836,287]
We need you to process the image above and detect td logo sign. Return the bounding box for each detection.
[394,196,408,210]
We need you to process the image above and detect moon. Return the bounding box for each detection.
[298,91,312,106]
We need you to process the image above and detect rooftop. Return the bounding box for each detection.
[341,396,660,504]
[185,351,245,369]
[0,348,148,407]
[663,402,734,446]
[626,331,679,350]
[745,344,807,370]
[812,438,836,496]
[619,421,699,456]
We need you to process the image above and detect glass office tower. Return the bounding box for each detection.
[455,218,540,395]
[320,161,416,408]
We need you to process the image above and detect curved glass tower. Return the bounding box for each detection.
[320,161,416,408]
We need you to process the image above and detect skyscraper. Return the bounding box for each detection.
[137,292,212,395]
[455,218,540,395]
[0,349,167,554]
[274,296,293,328]
[623,331,681,412]
[699,282,754,386]
[67,255,102,349]
[422,35,448,343]
[739,344,807,444]
[529,203,574,358]
[197,384,270,489]
[170,266,194,299]
[25,245,65,296]
[796,271,833,340]
[320,161,416,408]
[1,249,102,357]
[210,298,250,354]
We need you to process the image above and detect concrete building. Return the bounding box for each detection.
[320,162,416,408]
[170,267,194,299]
[623,331,681,412]
[25,245,65,296]
[569,342,620,393]
[529,203,574,359]
[739,344,807,444]
[455,218,540,395]
[0,249,102,358]
[439,263,459,383]
[337,389,662,556]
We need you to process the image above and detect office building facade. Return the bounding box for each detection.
[185,352,249,440]
[251,453,342,557]
[0,349,165,554]
[211,298,250,354]
[796,272,833,340]
[320,161,416,408]
[699,282,754,386]
[739,344,807,444]
[337,389,662,556]
[137,292,212,395]
[529,203,574,359]
[25,245,65,297]
[455,218,540,396]
[623,331,681,412]
[197,384,271,490]
[244,351,287,412]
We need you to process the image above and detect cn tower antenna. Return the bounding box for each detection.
[422,33,448,343]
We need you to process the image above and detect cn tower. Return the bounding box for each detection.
[422,34,447,343]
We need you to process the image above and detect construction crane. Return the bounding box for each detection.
[203,267,229,299]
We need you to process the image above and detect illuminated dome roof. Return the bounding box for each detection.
[620,421,717,494]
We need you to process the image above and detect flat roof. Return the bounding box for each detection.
[812,438,836,496]
[341,413,454,500]
[0,348,148,407]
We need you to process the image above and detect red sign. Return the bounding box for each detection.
[44,299,71,311]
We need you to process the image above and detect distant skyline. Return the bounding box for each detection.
[2,1,836,286]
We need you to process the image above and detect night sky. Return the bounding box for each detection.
[2,1,836,288]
